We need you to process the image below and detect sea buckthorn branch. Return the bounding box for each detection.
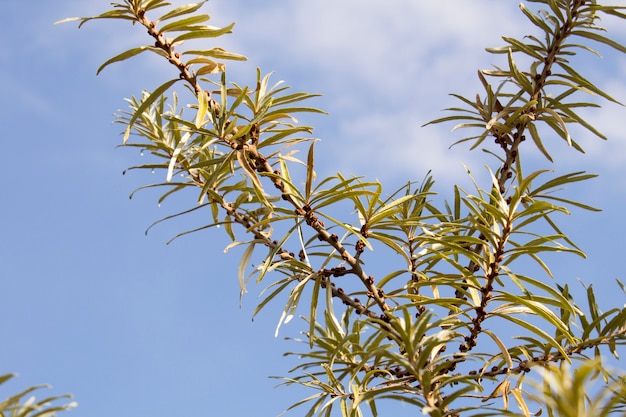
[221,121,398,324]
[299,204,392,314]
[454,0,593,355]
[125,19,399,343]
[99,3,397,328]
[175,96,398,334]
[64,0,626,414]
[459,219,511,353]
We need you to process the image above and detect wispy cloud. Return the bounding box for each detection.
[206,1,626,189]
[205,1,530,187]
[49,0,626,190]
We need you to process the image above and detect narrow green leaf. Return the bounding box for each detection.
[507,48,533,93]
[195,90,208,128]
[527,122,553,162]
[253,278,293,318]
[311,189,378,213]
[275,274,313,337]
[490,309,570,360]
[123,79,181,143]
[502,36,545,60]
[183,48,247,61]
[599,308,626,337]
[559,62,623,105]
[97,46,167,75]
[594,5,626,20]
[519,2,552,33]
[238,242,256,298]
[142,0,171,12]
[305,141,316,201]
[166,131,190,182]
[56,9,136,28]
[172,22,235,42]
[158,1,207,22]
[572,29,626,54]
[368,195,416,225]
[196,63,224,76]
[538,106,571,145]
[316,212,372,250]
[498,293,575,344]
[236,150,271,210]
[158,14,210,33]
[0,373,15,385]
[530,171,597,195]
[309,275,321,349]
[505,270,583,318]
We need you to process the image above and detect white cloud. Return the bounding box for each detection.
[203,0,532,189]
[54,0,626,191]
[216,1,625,188]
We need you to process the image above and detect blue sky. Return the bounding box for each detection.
[1,1,626,416]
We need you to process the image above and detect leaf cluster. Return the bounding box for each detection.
[0,374,76,417]
[428,0,625,163]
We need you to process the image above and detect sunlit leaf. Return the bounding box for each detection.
[97,46,166,75]
[183,48,247,61]
[158,1,207,22]
[572,29,626,54]
[305,141,316,201]
[123,79,181,143]
[172,22,235,42]
[158,14,210,33]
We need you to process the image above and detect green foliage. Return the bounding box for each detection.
[0,374,76,417]
[526,360,626,417]
[63,0,626,416]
